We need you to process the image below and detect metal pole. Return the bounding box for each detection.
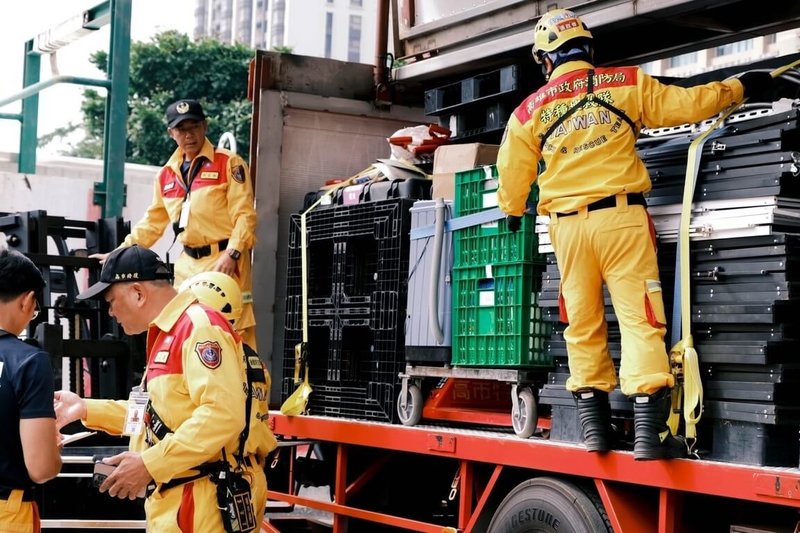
[0,76,112,109]
[95,0,132,218]
[19,40,41,174]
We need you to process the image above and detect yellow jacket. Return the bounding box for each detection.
[122,138,256,251]
[497,61,745,216]
[82,291,277,484]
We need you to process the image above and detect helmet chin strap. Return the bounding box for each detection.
[541,62,552,81]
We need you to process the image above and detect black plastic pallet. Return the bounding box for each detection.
[286,199,413,303]
[283,314,407,383]
[280,378,400,424]
[444,100,516,141]
[282,199,414,423]
[424,65,521,116]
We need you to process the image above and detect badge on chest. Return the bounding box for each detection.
[124,388,150,436]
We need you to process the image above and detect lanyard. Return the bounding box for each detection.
[178,156,207,200]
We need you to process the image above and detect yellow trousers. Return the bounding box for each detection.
[174,249,257,349]
[145,463,267,532]
[548,195,674,396]
[0,490,40,533]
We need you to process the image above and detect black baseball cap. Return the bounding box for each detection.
[77,245,172,300]
[166,99,206,128]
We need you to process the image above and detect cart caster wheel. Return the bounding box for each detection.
[398,383,423,426]
[512,387,537,438]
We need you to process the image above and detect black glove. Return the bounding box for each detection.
[738,71,775,100]
[506,215,522,233]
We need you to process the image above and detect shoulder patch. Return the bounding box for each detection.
[232,165,246,184]
[195,340,222,369]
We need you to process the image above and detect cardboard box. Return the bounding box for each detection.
[431,143,500,200]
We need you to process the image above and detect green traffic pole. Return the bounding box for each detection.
[97,0,132,218]
[18,40,41,174]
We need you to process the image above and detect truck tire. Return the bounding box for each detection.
[487,477,612,533]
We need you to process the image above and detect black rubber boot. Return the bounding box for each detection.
[573,388,613,453]
[631,388,687,461]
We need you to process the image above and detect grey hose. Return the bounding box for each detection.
[429,198,445,344]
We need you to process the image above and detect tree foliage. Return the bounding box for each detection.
[44,31,254,166]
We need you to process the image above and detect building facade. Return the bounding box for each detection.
[642,30,800,77]
[193,0,377,65]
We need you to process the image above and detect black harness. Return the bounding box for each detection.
[143,343,267,493]
[539,69,639,150]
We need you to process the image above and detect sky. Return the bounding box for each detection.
[0,0,195,155]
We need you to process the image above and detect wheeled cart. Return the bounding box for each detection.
[397,364,550,438]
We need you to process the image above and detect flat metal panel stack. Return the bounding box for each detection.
[536,102,800,464]
[281,199,414,423]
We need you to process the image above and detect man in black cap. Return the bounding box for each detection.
[93,98,260,349]
[55,245,274,531]
[0,250,62,530]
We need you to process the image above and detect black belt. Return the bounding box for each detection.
[155,456,261,495]
[157,472,206,494]
[556,193,647,217]
[183,239,229,259]
[0,488,33,501]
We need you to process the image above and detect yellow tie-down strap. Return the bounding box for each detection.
[669,59,800,447]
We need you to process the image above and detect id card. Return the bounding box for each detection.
[178,199,191,229]
[123,389,150,436]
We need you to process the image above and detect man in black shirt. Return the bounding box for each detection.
[0,249,61,531]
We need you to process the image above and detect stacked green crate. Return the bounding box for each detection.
[453,165,541,266]
[451,165,551,367]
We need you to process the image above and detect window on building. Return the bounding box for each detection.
[716,39,754,56]
[325,12,334,58]
[351,0,362,6]
[669,51,698,69]
[639,61,657,75]
[271,0,285,48]
[348,14,361,62]
[327,0,334,4]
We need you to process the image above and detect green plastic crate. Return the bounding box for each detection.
[451,262,552,367]
[453,165,542,267]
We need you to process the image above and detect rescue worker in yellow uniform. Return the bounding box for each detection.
[180,271,272,454]
[497,9,776,460]
[94,99,259,349]
[54,246,277,531]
